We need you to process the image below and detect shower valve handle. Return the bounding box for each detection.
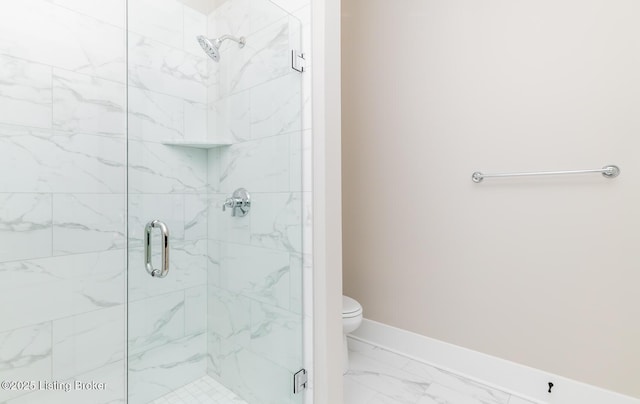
[222,198,240,211]
[222,188,251,217]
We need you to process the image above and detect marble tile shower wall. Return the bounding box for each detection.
[126,0,211,403]
[0,1,127,403]
[205,1,312,404]
[0,1,311,404]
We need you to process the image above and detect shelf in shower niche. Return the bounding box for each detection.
[162,140,232,149]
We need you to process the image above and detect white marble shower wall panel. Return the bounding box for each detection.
[185,285,208,335]
[214,14,293,98]
[0,249,125,334]
[0,1,126,403]
[184,7,209,56]
[52,305,125,380]
[211,89,252,142]
[128,194,187,246]
[0,193,52,262]
[0,323,52,401]
[250,73,302,139]
[206,286,252,358]
[128,332,207,404]
[211,71,301,142]
[0,0,125,83]
[0,250,126,401]
[185,101,209,141]
[48,0,126,27]
[128,82,208,143]
[185,194,210,240]
[219,242,292,309]
[128,141,208,193]
[128,240,208,302]
[128,291,186,355]
[0,126,126,194]
[249,300,302,370]
[52,194,126,255]
[128,33,208,104]
[249,192,303,252]
[0,54,52,129]
[218,135,291,193]
[129,0,185,50]
[127,87,186,142]
[53,69,127,136]
[127,237,208,400]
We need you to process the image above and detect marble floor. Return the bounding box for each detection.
[149,339,536,404]
[344,337,537,404]
[151,375,248,404]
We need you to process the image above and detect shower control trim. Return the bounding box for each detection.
[144,219,170,278]
[222,188,251,217]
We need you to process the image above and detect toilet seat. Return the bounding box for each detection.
[342,295,362,318]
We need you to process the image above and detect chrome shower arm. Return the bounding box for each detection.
[215,34,246,48]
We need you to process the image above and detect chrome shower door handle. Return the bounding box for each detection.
[144,219,169,278]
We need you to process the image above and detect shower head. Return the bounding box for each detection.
[196,34,246,62]
[197,35,220,62]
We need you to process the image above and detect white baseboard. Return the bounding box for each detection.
[350,319,640,404]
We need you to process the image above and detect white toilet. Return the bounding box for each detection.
[342,295,363,374]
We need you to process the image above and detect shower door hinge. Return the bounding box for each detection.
[293,368,308,394]
[291,50,305,73]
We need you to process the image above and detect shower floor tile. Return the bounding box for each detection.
[151,375,248,404]
[344,337,537,404]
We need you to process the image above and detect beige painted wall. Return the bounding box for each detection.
[341,0,640,397]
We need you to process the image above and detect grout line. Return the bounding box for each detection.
[183,289,187,338]
[50,64,54,130]
[50,192,54,258]
[50,319,54,382]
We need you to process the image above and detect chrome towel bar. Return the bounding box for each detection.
[472,165,620,183]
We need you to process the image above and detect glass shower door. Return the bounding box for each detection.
[126,1,305,403]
